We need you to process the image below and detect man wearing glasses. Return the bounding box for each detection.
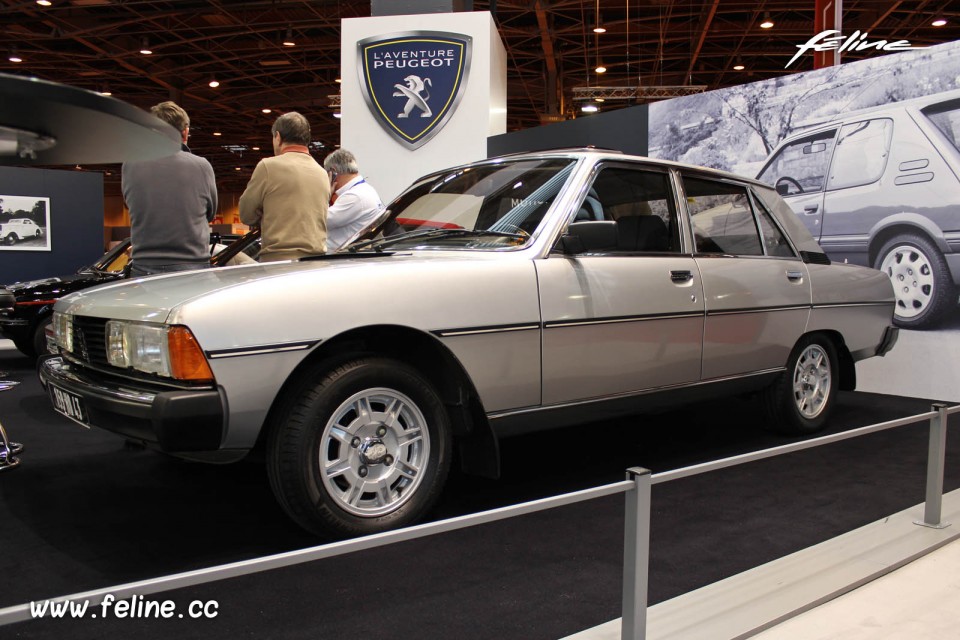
[323,149,384,252]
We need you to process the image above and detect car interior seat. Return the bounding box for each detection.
[616,215,670,252]
[575,190,604,222]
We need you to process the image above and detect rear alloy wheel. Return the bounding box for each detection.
[876,234,956,329]
[267,358,452,537]
[763,334,838,435]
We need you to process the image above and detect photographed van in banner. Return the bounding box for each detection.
[757,89,960,329]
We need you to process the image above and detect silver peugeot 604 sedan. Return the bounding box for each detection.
[39,149,898,537]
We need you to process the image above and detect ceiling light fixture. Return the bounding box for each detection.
[733,57,745,71]
[8,48,22,63]
[932,19,947,27]
[252,146,261,151]
[262,108,272,114]
[213,132,222,136]
[581,103,599,113]
[760,12,774,29]
[282,27,296,47]
[333,113,342,119]
[99,86,112,96]
[36,0,52,6]
[595,61,607,74]
[593,0,605,33]
[139,38,152,55]
[208,78,220,88]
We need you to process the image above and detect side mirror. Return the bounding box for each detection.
[776,183,790,196]
[560,221,618,255]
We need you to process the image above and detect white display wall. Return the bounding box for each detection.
[340,11,507,202]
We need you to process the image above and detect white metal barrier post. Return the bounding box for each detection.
[916,402,952,529]
[622,467,652,640]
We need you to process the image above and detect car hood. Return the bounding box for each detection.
[55,252,525,323]
[8,270,120,300]
[55,251,541,354]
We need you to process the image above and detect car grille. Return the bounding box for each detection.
[69,316,109,367]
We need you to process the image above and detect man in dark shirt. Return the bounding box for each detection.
[122,101,218,277]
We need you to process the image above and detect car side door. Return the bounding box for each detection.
[756,129,838,240]
[536,163,705,405]
[681,173,811,381]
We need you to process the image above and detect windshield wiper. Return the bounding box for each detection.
[351,228,526,252]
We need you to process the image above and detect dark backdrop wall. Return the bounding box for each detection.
[0,167,104,283]
[488,104,648,157]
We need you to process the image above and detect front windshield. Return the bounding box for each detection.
[91,242,132,273]
[369,158,576,251]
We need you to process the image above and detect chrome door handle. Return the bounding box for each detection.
[803,205,819,214]
[786,270,804,281]
[670,270,693,283]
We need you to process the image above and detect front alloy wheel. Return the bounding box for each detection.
[319,387,430,518]
[267,358,452,538]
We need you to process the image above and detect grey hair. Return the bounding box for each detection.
[271,112,311,146]
[323,148,360,175]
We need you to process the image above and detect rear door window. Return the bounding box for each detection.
[826,118,893,190]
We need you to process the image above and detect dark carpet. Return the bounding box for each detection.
[0,346,956,640]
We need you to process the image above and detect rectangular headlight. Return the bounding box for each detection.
[53,311,73,352]
[105,321,213,382]
[106,321,170,375]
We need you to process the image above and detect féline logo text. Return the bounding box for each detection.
[786,30,926,68]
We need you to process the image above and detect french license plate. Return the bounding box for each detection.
[49,384,89,426]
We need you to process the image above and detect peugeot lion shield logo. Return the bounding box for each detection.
[358,31,472,149]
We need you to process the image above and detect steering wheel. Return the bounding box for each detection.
[776,176,804,194]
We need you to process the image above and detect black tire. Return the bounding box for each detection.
[875,234,956,330]
[762,333,838,435]
[4,233,17,245]
[266,357,452,537]
[31,317,53,358]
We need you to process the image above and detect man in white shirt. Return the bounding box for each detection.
[322,149,385,251]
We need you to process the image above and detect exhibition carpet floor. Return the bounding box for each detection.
[1,344,958,640]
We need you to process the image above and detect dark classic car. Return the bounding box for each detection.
[0,231,259,357]
[40,149,899,538]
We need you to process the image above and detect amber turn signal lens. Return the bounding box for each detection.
[167,326,214,382]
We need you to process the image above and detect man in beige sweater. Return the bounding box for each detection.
[239,112,329,262]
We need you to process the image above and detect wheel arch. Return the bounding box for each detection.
[805,329,856,391]
[868,216,949,267]
[258,324,500,478]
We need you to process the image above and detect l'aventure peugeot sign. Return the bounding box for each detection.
[357,31,472,150]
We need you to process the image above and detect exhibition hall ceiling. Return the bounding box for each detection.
[1,0,958,191]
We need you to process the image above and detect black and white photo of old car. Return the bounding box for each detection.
[756,89,960,329]
[0,231,259,358]
[0,217,44,244]
[40,150,898,538]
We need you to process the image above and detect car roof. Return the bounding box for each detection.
[779,87,960,142]
[446,148,773,189]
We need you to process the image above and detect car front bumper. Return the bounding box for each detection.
[38,355,226,452]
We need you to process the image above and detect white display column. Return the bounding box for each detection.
[340,12,506,202]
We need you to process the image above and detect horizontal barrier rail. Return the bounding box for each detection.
[0,478,634,625]
[1,403,956,638]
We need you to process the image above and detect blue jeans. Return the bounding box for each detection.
[130,262,211,278]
